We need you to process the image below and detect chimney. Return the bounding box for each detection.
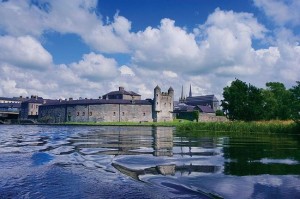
[119,86,124,91]
[69,98,73,101]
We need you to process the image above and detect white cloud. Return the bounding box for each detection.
[163,70,178,78]
[70,52,118,81]
[254,0,300,26]
[119,65,135,76]
[130,18,200,71]
[0,35,53,70]
[0,1,299,102]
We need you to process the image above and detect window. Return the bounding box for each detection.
[89,112,92,116]
[122,112,125,116]
[113,112,116,116]
[36,112,38,115]
[77,112,79,116]
[31,104,34,108]
[31,111,33,115]
[143,113,146,116]
[156,102,158,105]
[36,105,39,108]
[82,112,85,116]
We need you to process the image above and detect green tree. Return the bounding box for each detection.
[290,81,300,122]
[221,79,263,121]
[264,82,293,120]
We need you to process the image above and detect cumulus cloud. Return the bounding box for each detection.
[0,35,53,70]
[163,70,178,78]
[130,18,200,71]
[70,52,118,81]
[0,0,129,53]
[119,65,135,76]
[253,0,300,26]
[0,1,299,101]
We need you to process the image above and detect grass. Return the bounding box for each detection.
[176,120,300,135]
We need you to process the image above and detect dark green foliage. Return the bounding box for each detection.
[222,79,300,121]
[215,110,225,116]
[263,82,294,120]
[221,79,264,121]
[176,111,199,122]
[290,81,300,122]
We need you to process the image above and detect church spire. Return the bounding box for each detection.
[181,85,184,99]
[189,84,192,97]
[179,85,184,102]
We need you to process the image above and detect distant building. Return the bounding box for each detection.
[102,87,141,100]
[0,96,24,104]
[178,84,219,112]
[39,86,174,123]
[0,97,25,122]
[19,95,56,120]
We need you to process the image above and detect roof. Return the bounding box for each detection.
[0,97,25,102]
[0,103,21,108]
[196,105,215,113]
[40,99,152,107]
[186,95,218,102]
[173,103,196,112]
[103,90,141,97]
[21,98,57,104]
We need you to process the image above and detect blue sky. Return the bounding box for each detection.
[0,0,299,100]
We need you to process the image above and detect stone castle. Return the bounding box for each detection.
[38,86,174,123]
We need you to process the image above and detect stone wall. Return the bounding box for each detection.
[39,103,153,123]
[199,113,228,122]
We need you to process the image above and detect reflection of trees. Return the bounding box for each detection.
[223,135,300,176]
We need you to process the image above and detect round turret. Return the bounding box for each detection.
[154,85,161,91]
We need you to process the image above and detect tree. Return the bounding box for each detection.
[221,79,264,121]
[264,82,293,120]
[290,81,300,122]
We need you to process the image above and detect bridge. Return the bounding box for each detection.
[0,111,19,122]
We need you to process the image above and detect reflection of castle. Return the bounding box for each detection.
[70,127,174,157]
[112,163,222,181]
[69,126,223,180]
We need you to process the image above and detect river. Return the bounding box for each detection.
[0,125,299,198]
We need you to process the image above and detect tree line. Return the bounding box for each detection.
[221,79,300,121]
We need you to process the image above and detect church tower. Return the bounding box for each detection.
[189,84,192,97]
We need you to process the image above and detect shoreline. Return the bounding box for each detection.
[2,120,299,134]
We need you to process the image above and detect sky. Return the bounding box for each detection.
[0,0,299,101]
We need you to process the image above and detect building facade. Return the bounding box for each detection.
[39,99,153,123]
[39,86,173,123]
[19,96,55,120]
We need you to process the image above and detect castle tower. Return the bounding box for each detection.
[154,85,161,112]
[153,85,174,122]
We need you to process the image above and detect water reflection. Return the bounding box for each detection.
[67,127,223,181]
[0,125,300,199]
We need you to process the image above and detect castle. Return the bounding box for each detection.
[38,86,174,123]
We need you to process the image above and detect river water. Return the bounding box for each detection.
[0,125,299,199]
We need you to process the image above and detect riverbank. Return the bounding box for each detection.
[176,120,300,135]
[3,120,299,134]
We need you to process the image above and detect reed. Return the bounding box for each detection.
[176,120,300,134]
